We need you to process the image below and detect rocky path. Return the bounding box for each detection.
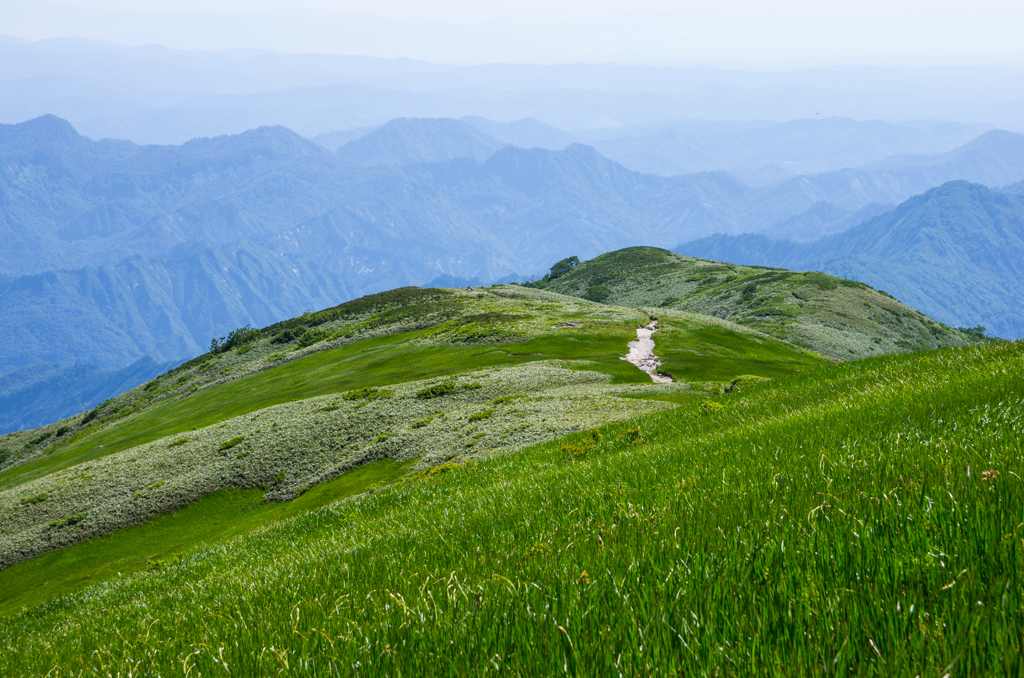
[621,321,672,383]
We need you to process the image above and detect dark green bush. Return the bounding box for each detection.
[803,273,838,291]
[271,327,306,344]
[548,256,579,280]
[956,325,991,341]
[30,431,54,446]
[411,415,437,429]
[218,436,244,451]
[416,382,459,399]
[342,387,393,403]
[584,285,611,303]
[55,426,70,437]
[47,512,86,530]
[297,329,331,348]
[20,493,47,505]
[468,409,495,422]
[210,325,261,353]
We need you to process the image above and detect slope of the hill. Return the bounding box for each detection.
[1,338,1021,674]
[0,357,178,435]
[336,117,503,165]
[0,284,824,576]
[530,247,976,361]
[681,181,1024,338]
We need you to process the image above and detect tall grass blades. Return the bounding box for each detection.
[1,343,1022,675]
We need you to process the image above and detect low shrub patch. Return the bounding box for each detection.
[342,387,394,401]
[30,431,54,446]
[416,382,459,399]
[271,327,306,344]
[700,400,725,414]
[218,436,245,452]
[298,329,331,348]
[584,285,611,303]
[47,512,86,530]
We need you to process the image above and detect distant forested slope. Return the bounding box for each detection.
[0,358,177,434]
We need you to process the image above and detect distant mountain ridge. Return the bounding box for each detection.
[0,357,178,434]
[336,118,504,165]
[3,115,1024,373]
[680,181,1024,338]
[584,117,990,178]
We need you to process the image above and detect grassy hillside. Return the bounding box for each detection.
[1,262,1017,674]
[1,339,1020,674]
[0,283,822,579]
[681,181,1024,339]
[529,247,978,360]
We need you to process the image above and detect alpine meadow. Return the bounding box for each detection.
[3,11,1024,676]
[0,245,1020,674]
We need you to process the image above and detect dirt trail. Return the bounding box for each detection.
[621,321,672,383]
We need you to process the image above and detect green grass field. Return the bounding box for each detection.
[0,458,417,616]
[2,342,1021,675]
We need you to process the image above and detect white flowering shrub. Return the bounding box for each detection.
[0,363,673,568]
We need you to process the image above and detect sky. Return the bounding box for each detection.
[3,0,1024,66]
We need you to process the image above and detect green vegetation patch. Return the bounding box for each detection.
[342,387,394,401]
[416,382,459,399]
[0,458,418,616]
[46,512,86,530]
[217,436,244,452]
[3,344,1022,674]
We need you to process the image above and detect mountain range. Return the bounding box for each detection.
[4,37,1024,144]
[3,113,1024,430]
[680,181,1024,338]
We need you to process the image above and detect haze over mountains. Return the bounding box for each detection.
[3,37,1024,145]
[3,112,1024,390]
[3,35,1024,431]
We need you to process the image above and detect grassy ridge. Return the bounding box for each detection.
[1,291,819,492]
[2,342,1021,675]
[533,247,978,360]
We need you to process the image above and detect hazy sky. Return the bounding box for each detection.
[4,0,1024,66]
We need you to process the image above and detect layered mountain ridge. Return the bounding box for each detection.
[681,181,1024,338]
[3,114,1023,374]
